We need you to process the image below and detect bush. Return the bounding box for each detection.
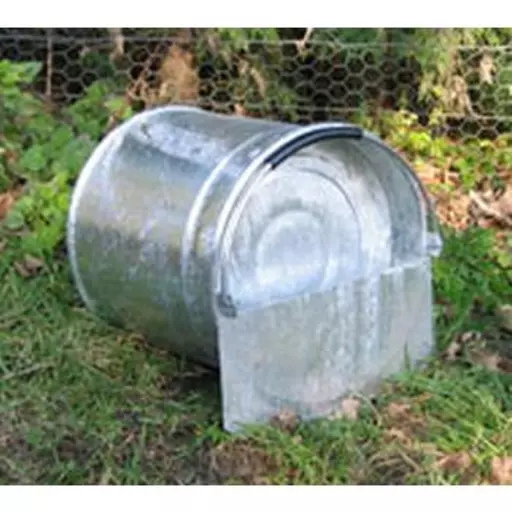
[1,53,509,263]
[0,60,132,259]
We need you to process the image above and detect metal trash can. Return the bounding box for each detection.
[67,106,443,431]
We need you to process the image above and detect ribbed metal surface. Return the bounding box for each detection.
[67,106,442,430]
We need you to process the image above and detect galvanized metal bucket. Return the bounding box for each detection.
[67,106,443,431]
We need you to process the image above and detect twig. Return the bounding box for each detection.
[126,41,165,105]
[469,190,512,228]
[107,28,125,62]
[296,28,314,55]
[45,28,53,102]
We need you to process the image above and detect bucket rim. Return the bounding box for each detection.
[212,121,443,316]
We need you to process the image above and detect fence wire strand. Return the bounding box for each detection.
[1,28,511,140]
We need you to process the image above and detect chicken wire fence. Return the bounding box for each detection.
[1,28,511,140]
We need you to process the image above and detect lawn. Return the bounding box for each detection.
[2,226,511,485]
[0,60,511,485]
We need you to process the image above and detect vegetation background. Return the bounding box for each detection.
[0,28,511,484]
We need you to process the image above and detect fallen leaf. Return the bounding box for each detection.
[0,239,6,253]
[437,452,472,473]
[436,451,478,483]
[493,188,512,219]
[444,338,463,362]
[329,396,361,421]
[383,427,412,445]
[23,256,44,272]
[444,331,482,362]
[341,397,361,420]
[210,440,278,483]
[470,351,500,371]
[490,456,512,485]
[0,192,15,221]
[416,162,441,185]
[270,408,300,432]
[386,402,412,420]
[14,262,31,278]
[14,256,45,278]
[496,305,512,333]
[382,401,429,441]
[470,190,512,228]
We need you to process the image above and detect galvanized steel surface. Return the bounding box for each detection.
[68,106,442,429]
[68,106,291,364]
[218,257,433,430]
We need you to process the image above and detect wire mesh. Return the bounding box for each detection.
[1,28,511,139]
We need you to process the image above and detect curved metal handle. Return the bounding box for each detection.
[363,133,444,258]
[214,123,443,317]
[266,125,363,168]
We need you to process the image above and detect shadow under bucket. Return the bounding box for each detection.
[67,106,443,431]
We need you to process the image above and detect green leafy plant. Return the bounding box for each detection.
[360,108,510,194]
[0,60,132,259]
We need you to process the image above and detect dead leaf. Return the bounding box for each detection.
[470,190,512,228]
[382,400,430,442]
[340,397,361,420]
[445,339,463,362]
[328,396,361,421]
[416,162,441,185]
[490,456,512,485]
[270,408,300,432]
[0,192,15,221]
[0,239,6,253]
[434,190,471,231]
[436,451,478,483]
[479,53,495,85]
[383,427,413,446]
[157,46,199,104]
[444,331,482,362]
[210,440,278,483]
[437,452,472,473]
[386,402,412,420]
[14,256,44,278]
[469,350,501,371]
[493,189,512,219]
[496,305,512,333]
[24,256,44,272]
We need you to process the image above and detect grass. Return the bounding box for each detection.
[0,226,511,485]
[1,56,511,485]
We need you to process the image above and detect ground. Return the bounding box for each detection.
[1,205,511,485]
[0,104,511,484]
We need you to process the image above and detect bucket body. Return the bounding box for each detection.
[68,106,442,374]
